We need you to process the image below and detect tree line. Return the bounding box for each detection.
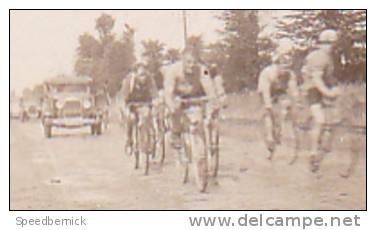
[71,10,365,97]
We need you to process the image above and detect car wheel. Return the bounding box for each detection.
[96,122,102,135]
[21,111,27,122]
[44,125,52,138]
[91,124,97,135]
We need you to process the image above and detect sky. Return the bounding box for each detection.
[10,10,224,94]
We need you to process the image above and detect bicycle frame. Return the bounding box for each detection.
[126,102,154,175]
[168,96,222,192]
[181,105,208,192]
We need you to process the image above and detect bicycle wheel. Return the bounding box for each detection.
[134,150,140,169]
[143,127,151,176]
[194,158,208,192]
[144,151,149,175]
[133,123,140,170]
[159,120,166,165]
[191,134,208,192]
[207,118,220,178]
[152,112,165,165]
[182,161,189,184]
[211,130,220,178]
[137,129,149,175]
[181,133,190,184]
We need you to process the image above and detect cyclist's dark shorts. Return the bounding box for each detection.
[306,87,323,105]
[126,100,152,113]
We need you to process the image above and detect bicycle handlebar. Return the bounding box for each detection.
[127,102,152,107]
[177,96,209,104]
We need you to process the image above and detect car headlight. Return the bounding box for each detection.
[55,101,64,109]
[83,99,92,109]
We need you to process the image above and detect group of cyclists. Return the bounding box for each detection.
[120,48,226,191]
[258,29,343,173]
[118,29,346,192]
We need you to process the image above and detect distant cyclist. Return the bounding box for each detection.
[123,64,158,155]
[301,29,341,172]
[95,80,111,130]
[258,45,299,162]
[162,49,226,164]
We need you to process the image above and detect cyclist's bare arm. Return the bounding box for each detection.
[200,66,227,109]
[287,70,299,106]
[150,75,159,99]
[258,67,274,109]
[210,73,227,108]
[162,63,181,111]
[213,74,226,99]
[122,76,132,102]
[178,96,209,104]
[312,70,339,98]
[127,101,152,107]
[200,69,217,100]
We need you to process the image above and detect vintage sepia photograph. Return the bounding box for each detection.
[10,10,366,210]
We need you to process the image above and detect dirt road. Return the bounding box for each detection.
[10,118,366,210]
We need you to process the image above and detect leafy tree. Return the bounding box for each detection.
[141,39,165,89]
[218,10,261,92]
[76,33,101,59]
[75,14,136,96]
[204,42,226,63]
[186,35,204,63]
[164,48,180,65]
[275,10,366,83]
[257,36,277,71]
[338,10,366,82]
[95,13,115,41]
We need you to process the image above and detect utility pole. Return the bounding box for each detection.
[182,10,188,49]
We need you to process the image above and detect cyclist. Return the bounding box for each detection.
[301,29,341,172]
[162,49,226,167]
[258,46,299,162]
[95,81,111,130]
[123,64,158,156]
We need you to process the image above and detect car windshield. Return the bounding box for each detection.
[51,84,89,93]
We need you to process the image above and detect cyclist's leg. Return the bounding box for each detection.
[169,108,187,163]
[137,106,152,154]
[120,106,126,129]
[187,106,208,191]
[265,107,277,160]
[187,107,206,160]
[151,104,162,157]
[105,107,110,130]
[310,103,325,172]
[341,133,361,178]
[147,107,155,155]
[205,107,219,153]
[126,106,137,154]
[273,108,282,145]
[288,106,301,165]
[205,108,220,177]
[203,115,212,155]
[320,124,334,154]
[203,113,212,173]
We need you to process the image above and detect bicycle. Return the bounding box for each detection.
[125,101,154,175]
[261,94,300,165]
[206,106,221,178]
[152,100,167,165]
[171,96,216,192]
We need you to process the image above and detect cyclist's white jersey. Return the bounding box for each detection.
[258,64,298,109]
[162,61,225,110]
[301,45,336,98]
